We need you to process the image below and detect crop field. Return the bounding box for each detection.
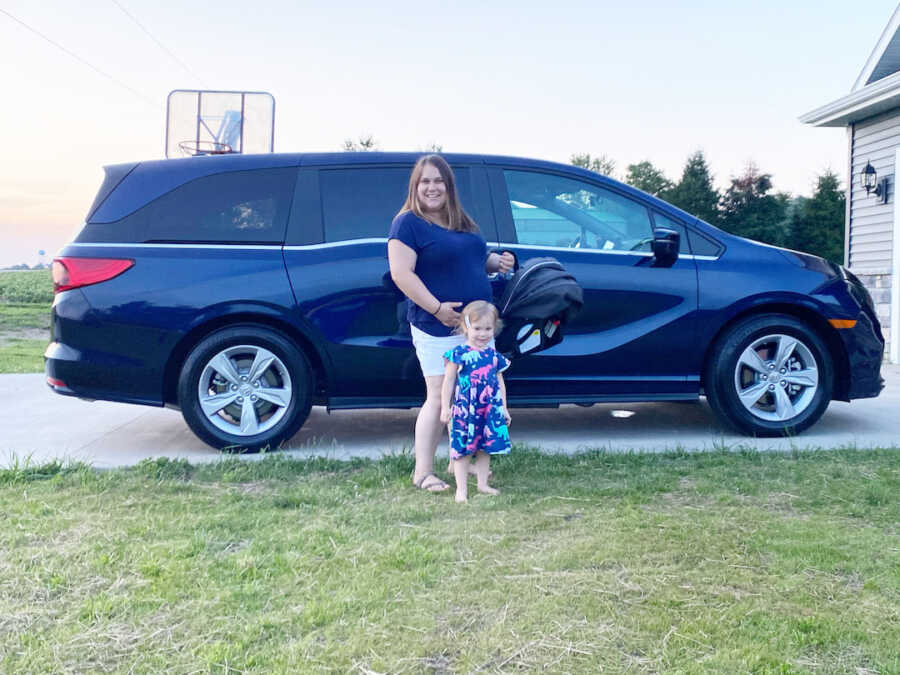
[0,269,52,373]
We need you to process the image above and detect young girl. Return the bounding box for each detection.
[440,300,511,502]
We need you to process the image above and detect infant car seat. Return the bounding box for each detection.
[495,257,583,357]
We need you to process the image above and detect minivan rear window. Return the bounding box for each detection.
[76,168,296,244]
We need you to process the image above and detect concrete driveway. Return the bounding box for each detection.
[2,366,898,469]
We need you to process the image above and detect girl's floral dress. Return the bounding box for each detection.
[443,345,511,459]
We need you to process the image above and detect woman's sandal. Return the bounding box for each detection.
[413,472,450,492]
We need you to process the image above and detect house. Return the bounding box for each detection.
[800,5,900,363]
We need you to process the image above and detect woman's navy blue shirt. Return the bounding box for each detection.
[388,211,491,337]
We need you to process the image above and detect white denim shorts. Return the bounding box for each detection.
[410,325,466,377]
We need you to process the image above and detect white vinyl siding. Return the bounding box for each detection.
[849,109,899,360]
[849,111,897,270]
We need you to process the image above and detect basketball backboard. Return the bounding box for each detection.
[166,90,275,157]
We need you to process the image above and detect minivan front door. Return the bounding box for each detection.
[489,167,699,400]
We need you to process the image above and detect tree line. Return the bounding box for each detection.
[572,151,844,265]
[341,137,844,265]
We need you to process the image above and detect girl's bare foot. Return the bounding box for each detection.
[477,485,500,496]
[455,491,468,503]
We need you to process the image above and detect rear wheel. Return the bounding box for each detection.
[704,314,833,436]
[178,326,312,451]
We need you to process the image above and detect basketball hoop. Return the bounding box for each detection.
[178,140,234,156]
[166,90,275,158]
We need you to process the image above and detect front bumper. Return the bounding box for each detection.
[840,310,885,400]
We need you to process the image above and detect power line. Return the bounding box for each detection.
[0,7,156,108]
[109,0,206,86]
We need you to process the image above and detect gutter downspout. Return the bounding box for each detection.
[846,125,853,268]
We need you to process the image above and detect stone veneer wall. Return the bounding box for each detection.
[850,269,892,360]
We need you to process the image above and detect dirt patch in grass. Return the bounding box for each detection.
[0,328,47,343]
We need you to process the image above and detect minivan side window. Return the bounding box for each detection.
[686,230,723,257]
[320,167,473,243]
[77,168,297,244]
[503,170,653,252]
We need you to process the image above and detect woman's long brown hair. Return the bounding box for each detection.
[397,154,478,233]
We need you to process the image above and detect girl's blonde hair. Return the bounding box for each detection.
[396,155,479,233]
[458,300,503,335]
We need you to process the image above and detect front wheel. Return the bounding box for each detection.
[177,325,313,451]
[704,314,833,437]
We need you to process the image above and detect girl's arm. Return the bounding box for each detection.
[388,239,461,326]
[498,372,511,425]
[440,360,460,424]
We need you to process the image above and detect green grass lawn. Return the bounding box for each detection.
[0,270,52,373]
[0,338,45,373]
[1,448,898,673]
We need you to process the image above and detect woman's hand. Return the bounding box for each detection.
[502,406,511,426]
[434,301,462,327]
[497,252,515,275]
[487,251,516,275]
[440,407,451,424]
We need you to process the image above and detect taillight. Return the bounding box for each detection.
[52,257,134,293]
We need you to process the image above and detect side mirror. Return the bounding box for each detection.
[651,228,679,267]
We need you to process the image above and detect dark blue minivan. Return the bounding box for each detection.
[46,152,885,450]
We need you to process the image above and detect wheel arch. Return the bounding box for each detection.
[700,302,850,401]
[163,313,330,406]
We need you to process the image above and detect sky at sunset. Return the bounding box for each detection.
[1,0,897,267]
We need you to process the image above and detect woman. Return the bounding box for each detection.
[388,155,515,492]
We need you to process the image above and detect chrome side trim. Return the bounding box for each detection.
[67,242,282,250]
[67,239,721,260]
[503,242,652,258]
[284,238,387,250]
[490,241,720,261]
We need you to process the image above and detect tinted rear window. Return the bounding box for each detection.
[76,168,296,244]
[86,162,138,222]
[319,166,473,242]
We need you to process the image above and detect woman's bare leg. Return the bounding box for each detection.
[475,451,499,495]
[412,375,448,491]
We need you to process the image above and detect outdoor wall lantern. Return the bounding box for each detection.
[860,161,890,203]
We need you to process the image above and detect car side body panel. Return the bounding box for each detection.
[46,243,299,405]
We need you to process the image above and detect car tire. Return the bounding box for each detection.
[177,325,313,452]
[704,314,833,437]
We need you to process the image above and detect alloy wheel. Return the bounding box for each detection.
[197,344,293,437]
[732,333,819,422]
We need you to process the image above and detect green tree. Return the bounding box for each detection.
[665,151,720,226]
[719,162,788,246]
[788,171,845,264]
[625,160,673,197]
[342,135,379,151]
[571,153,616,177]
